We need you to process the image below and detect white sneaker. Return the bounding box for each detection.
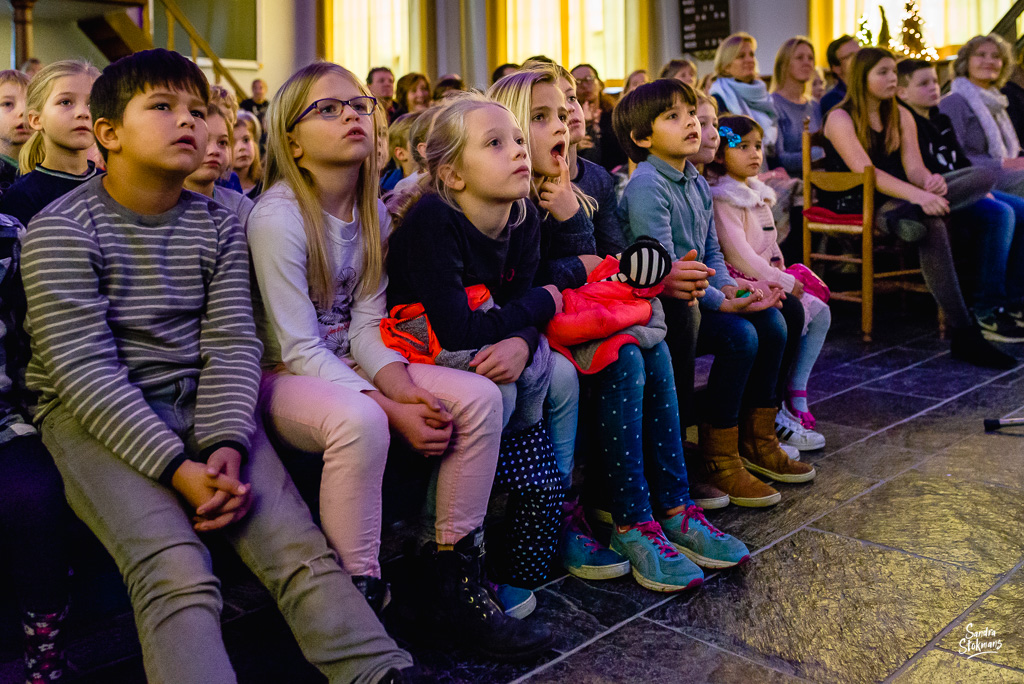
[775,405,826,451]
[781,443,801,461]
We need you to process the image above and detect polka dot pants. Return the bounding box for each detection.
[493,420,562,586]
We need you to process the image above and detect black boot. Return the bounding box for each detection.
[429,528,553,662]
[951,326,1017,370]
[352,575,391,617]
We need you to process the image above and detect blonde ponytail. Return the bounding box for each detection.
[19,60,100,174]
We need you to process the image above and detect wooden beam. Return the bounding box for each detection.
[11,0,36,68]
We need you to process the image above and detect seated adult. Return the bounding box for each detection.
[571,63,627,171]
[820,35,860,115]
[709,32,779,155]
[770,36,824,177]
[940,33,1024,195]
[392,72,431,120]
[660,58,698,87]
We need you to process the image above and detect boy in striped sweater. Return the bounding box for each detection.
[20,49,413,684]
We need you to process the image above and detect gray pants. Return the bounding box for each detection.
[41,379,411,684]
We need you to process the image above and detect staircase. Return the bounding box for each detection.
[21,0,246,99]
[993,0,1024,53]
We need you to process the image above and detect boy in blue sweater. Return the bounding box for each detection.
[615,79,814,508]
[21,49,413,684]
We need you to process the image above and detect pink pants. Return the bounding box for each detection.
[259,364,502,577]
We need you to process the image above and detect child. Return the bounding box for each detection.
[387,91,580,599]
[0,60,100,227]
[897,58,1024,342]
[21,49,414,683]
[249,63,551,661]
[183,101,254,224]
[822,48,1015,368]
[232,109,262,198]
[491,67,750,592]
[392,104,438,193]
[616,79,816,508]
[380,111,419,192]
[0,70,30,189]
[0,210,72,684]
[710,115,832,436]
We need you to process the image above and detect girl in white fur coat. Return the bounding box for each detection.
[710,115,831,439]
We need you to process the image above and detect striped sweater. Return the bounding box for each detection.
[21,176,263,483]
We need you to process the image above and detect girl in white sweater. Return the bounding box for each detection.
[247,62,550,660]
[710,115,831,437]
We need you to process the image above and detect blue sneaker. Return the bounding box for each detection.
[561,501,630,580]
[609,520,704,592]
[659,505,751,569]
[488,582,536,619]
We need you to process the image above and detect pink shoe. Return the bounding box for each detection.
[786,390,816,429]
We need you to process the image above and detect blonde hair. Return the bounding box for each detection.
[695,88,719,114]
[954,34,1014,88]
[20,60,99,174]
[713,32,758,78]
[771,36,814,93]
[206,102,234,146]
[263,61,382,308]
[234,109,262,185]
[487,67,595,217]
[0,70,29,90]
[209,85,238,128]
[387,93,527,228]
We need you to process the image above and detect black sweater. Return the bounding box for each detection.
[0,162,97,227]
[904,104,972,175]
[387,193,555,355]
[574,158,627,258]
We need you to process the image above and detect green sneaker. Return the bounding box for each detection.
[609,520,704,592]
[659,505,751,569]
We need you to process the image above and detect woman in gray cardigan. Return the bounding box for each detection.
[940,34,1024,195]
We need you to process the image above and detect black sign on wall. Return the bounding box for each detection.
[680,0,731,52]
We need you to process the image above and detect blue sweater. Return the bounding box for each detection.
[618,155,736,309]
[574,157,627,257]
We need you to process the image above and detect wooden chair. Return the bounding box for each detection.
[801,120,932,342]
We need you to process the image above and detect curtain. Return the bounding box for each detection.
[332,0,425,79]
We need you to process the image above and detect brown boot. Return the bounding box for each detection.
[682,441,729,509]
[739,408,817,483]
[697,425,781,507]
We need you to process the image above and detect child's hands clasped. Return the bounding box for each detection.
[538,156,580,222]
[172,450,252,532]
[661,249,713,305]
[922,173,947,196]
[471,337,531,384]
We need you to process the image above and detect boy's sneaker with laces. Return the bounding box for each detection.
[561,500,630,580]
[776,404,826,451]
[977,309,1024,343]
[659,505,751,569]
[609,520,704,592]
[488,583,536,619]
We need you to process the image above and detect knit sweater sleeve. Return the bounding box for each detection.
[537,206,594,290]
[21,213,186,482]
[192,211,262,457]
[713,201,796,291]
[247,197,376,393]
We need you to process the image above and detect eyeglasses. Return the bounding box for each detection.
[288,96,378,131]
[575,76,596,84]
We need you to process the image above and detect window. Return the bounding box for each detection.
[328,0,426,81]
[830,0,1017,51]
[497,0,646,83]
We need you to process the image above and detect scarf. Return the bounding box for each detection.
[709,77,779,149]
[949,77,1021,160]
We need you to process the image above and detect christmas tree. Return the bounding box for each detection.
[894,1,939,59]
[878,6,891,48]
[856,13,874,47]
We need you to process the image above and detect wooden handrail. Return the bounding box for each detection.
[153,0,247,99]
[993,0,1024,42]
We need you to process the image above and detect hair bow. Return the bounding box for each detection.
[718,126,741,148]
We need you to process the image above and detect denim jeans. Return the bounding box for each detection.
[41,378,411,684]
[697,306,787,428]
[991,191,1024,306]
[951,195,1019,315]
[594,342,692,526]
